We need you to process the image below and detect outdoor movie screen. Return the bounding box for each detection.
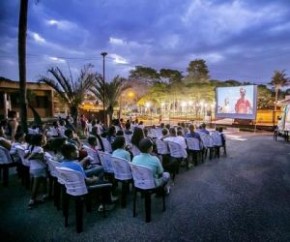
[215,85,257,120]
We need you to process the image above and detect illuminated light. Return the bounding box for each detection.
[127,91,135,98]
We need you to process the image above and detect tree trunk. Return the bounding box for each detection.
[273,87,279,125]
[70,106,78,127]
[18,0,29,133]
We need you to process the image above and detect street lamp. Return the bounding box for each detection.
[100,52,107,124]
[101,52,107,83]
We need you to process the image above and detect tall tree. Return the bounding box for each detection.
[38,64,96,124]
[159,68,183,84]
[257,85,273,109]
[18,0,29,133]
[91,75,129,126]
[185,59,210,84]
[129,66,160,84]
[269,70,289,111]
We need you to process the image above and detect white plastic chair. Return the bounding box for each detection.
[46,158,63,210]
[155,139,170,156]
[98,151,114,175]
[130,144,141,157]
[100,137,112,153]
[0,145,17,186]
[124,134,132,145]
[167,141,188,171]
[211,131,223,158]
[82,145,101,165]
[199,133,215,160]
[185,137,204,165]
[55,166,88,233]
[129,163,166,222]
[111,156,133,208]
[15,147,31,189]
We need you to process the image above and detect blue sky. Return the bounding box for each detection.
[1,0,290,84]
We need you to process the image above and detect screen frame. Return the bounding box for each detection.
[215,85,257,120]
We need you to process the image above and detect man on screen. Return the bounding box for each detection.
[235,87,252,114]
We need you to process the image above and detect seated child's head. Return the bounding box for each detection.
[61,143,78,160]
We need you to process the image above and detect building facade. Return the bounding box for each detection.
[0,78,55,119]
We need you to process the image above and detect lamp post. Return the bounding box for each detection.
[100,52,107,124]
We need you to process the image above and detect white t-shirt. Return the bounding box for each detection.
[29,146,46,171]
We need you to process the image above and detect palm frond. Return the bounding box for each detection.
[55,67,74,95]
[38,77,70,104]
[47,67,73,97]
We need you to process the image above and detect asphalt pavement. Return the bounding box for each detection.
[1,131,290,242]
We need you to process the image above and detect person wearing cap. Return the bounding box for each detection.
[235,87,252,114]
[132,138,170,188]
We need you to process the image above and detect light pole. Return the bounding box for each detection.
[100,52,107,124]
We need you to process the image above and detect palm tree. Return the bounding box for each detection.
[18,0,29,133]
[91,75,129,126]
[38,64,96,124]
[269,70,290,124]
[269,70,290,111]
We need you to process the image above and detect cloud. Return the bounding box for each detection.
[46,19,78,31]
[181,0,287,46]
[29,31,46,44]
[48,56,66,63]
[109,37,125,46]
[110,53,129,65]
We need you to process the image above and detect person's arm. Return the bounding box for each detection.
[156,157,164,176]
[10,120,18,141]
[85,176,99,184]
[79,155,90,168]
[0,138,12,150]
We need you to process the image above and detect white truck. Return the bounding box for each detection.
[277,96,290,140]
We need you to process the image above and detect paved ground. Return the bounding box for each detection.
[1,131,290,242]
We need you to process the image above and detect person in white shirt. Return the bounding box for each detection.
[27,134,48,209]
[164,127,188,159]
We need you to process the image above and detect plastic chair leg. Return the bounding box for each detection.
[133,189,137,217]
[121,182,129,208]
[54,180,61,210]
[144,192,151,223]
[63,193,69,227]
[2,165,9,187]
[75,197,84,233]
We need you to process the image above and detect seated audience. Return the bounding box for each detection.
[111,136,131,162]
[60,143,116,211]
[132,138,170,192]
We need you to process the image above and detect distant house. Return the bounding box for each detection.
[0,77,56,119]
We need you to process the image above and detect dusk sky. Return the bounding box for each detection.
[1,0,290,84]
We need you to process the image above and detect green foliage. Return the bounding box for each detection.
[257,85,274,109]
[90,75,129,125]
[129,66,160,84]
[38,64,96,122]
[185,59,210,84]
[269,70,289,89]
[269,70,290,110]
[159,69,183,84]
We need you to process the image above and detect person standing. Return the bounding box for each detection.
[235,87,252,114]
[8,110,19,141]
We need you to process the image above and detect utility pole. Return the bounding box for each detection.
[100,52,107,124]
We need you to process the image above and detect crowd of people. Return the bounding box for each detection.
[0,112,226,212]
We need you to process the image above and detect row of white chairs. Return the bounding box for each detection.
[45,151,167,233]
